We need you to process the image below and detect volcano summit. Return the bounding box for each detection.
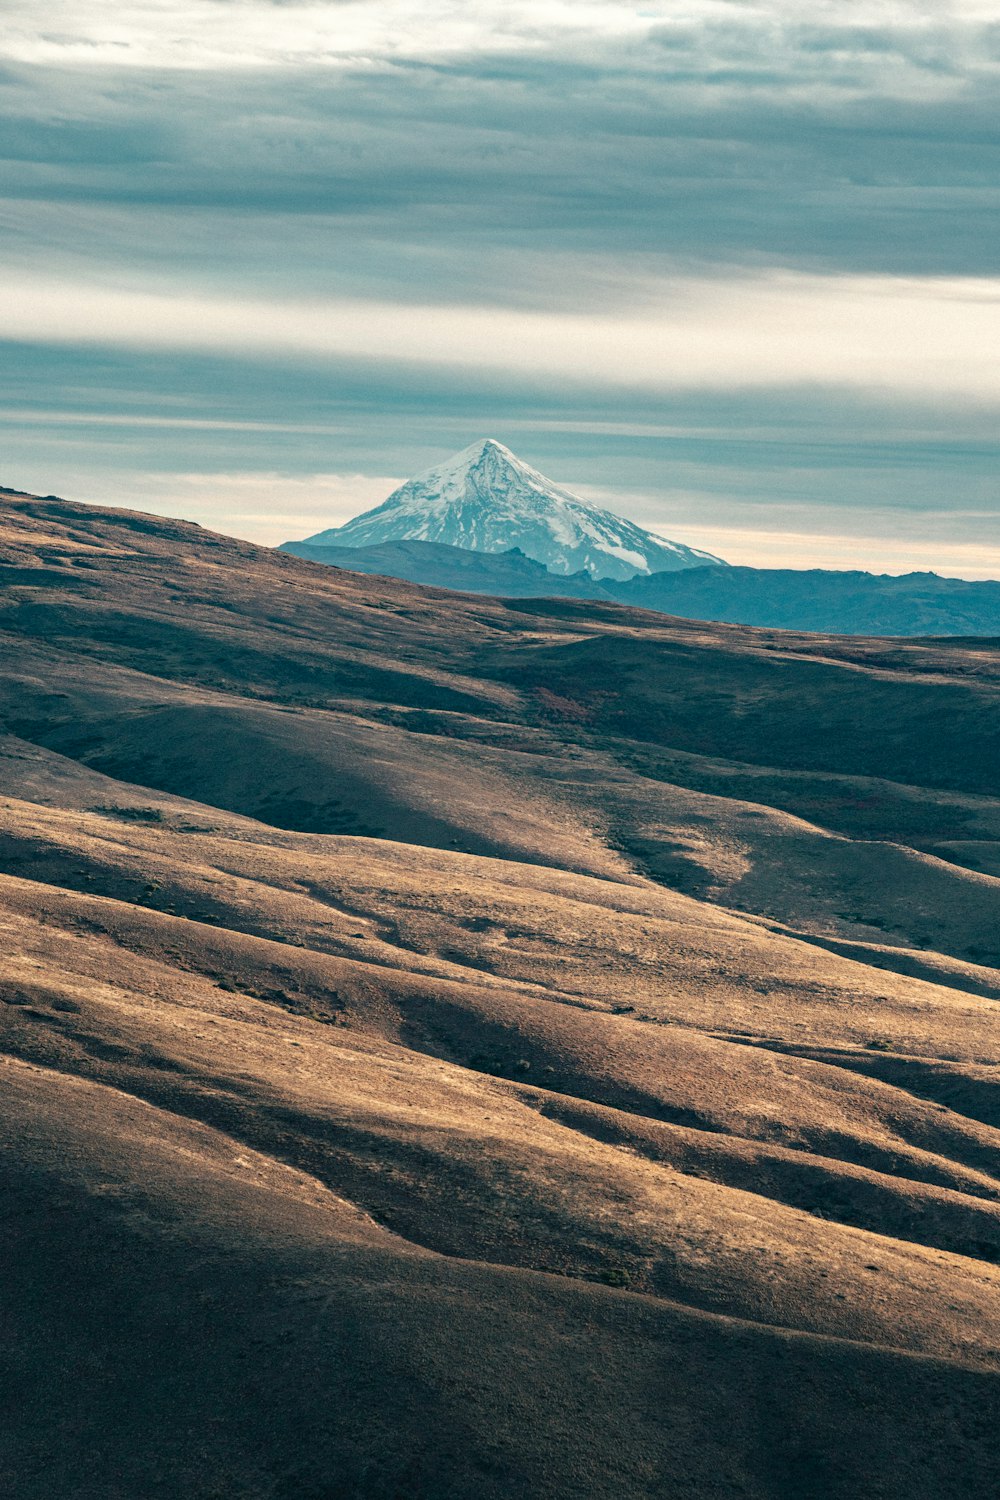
[295,438,726,581]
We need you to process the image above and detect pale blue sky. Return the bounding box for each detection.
[2,2,999,573]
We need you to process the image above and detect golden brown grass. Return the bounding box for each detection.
[2,487,1000,1498]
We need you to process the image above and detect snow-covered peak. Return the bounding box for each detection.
[430,436,517,478]
[302,440,727,581]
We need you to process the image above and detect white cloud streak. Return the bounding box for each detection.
[133,468,401,540]
[0,1,657,69]
[4,268,1000,401]
[1,0,998,102]
[658,523,1000,578]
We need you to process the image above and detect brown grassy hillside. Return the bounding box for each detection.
[2,486,999,1499]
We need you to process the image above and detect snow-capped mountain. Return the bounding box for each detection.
[300,439,727,581]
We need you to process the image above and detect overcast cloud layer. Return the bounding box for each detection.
[1,2,998,572]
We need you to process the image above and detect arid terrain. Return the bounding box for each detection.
[2,486,1000,1498]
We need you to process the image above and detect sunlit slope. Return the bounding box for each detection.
[2,486,1000,1498]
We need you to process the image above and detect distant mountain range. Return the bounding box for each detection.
[280,537,614,599]
[298,438,725,581]
[281,536,1000,639]
[282,440,1000,636]
[281,441,1000,636]
[622,564,1000,637]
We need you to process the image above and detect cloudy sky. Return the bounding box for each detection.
[2,0,999,573]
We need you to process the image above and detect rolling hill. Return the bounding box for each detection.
[2,483,1000,1499]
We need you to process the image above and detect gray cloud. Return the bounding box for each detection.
[1,7,998,569]
[1,46,998,292]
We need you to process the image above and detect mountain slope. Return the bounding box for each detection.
[281,535,618,598]
[3,483,1000,1499]
[618,564,1000,637]
[292,438,725,580]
